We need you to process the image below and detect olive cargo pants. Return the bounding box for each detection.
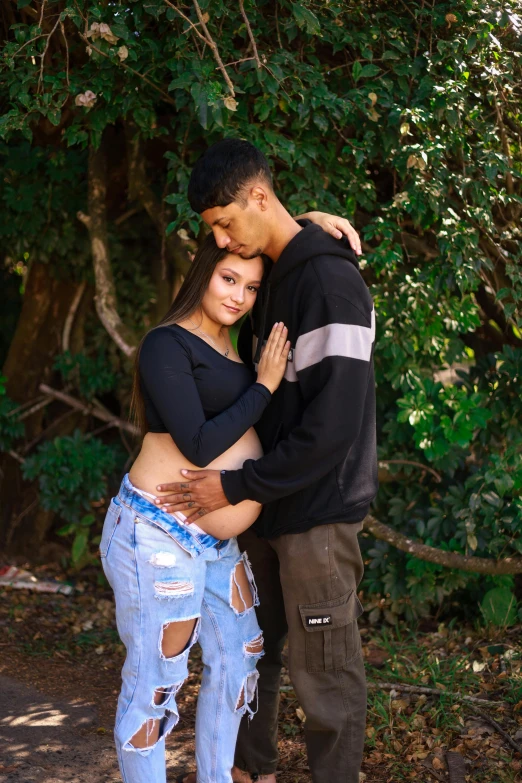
[235,522,366,783]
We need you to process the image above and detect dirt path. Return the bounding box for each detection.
[0,659,196,783]
[0,651,304,783]
[0,674,119,783]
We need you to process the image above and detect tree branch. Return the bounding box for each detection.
[400,231,439,259]
[39,384,138,436]
[62,280,86,352]
[78,140,138,357]
[239,0,261,69]
[493,95,514,195]
[364,515,522,574]
[379,459,442,483]
[163,0,235,95]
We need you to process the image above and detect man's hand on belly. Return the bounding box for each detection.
[155,470,229,522]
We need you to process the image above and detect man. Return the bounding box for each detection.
[158,139,377,783]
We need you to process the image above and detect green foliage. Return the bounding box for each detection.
[57,513,99,569]
[22,430,118,523]
[0,374,25,451]
[54,351,116,400]
[1,0,521,609]
[480,587,518,627]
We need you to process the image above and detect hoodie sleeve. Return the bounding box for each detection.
[220,292,375,505]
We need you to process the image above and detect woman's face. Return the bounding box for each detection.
[201,254,264,326]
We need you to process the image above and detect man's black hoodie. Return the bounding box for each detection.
[221,222,378,539]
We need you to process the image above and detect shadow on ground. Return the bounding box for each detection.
[0,675,196,783]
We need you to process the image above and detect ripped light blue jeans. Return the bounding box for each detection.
[100,475,264,783]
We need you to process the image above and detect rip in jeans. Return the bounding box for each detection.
[229,553,259,617]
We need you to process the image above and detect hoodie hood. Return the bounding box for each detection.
[268,221,359,289]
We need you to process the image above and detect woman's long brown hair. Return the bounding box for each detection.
[130,232,229,435]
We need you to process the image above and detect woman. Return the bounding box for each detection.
[100,233,290,783]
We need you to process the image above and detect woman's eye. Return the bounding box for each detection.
[223,276,235,283]
[248,286,259,293]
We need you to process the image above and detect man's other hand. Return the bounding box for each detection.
[155,469,228,522]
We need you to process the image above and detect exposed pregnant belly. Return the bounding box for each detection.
[128,429,263,540]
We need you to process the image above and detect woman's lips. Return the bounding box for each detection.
[224,305,240,313]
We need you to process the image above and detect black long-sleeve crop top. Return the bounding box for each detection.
[139,325,271,467]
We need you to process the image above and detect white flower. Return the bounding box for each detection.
[75,90,97,108]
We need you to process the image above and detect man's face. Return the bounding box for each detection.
[201,190,269,260]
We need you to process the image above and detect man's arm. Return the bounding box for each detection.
[156,287,374,519]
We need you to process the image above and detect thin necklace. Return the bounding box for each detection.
[188,318,230,357]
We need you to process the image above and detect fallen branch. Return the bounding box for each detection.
[280,679,505,707]
[39,384,138,436]
[239,0,261,69]
[364,515,522,575]
[468,704,522,755]
[367,681,504,706]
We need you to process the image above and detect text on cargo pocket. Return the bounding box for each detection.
[298,589,363,673]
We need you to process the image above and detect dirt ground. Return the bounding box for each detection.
[0,626,310,783]
[1,572,521,782]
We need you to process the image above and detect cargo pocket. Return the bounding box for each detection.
[298,589,363,673]
[99,499,122,558]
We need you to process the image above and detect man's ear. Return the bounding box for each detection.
[250,184,269,212]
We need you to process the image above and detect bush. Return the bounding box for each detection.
[22,429,118,523]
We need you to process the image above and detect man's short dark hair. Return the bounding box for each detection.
[188,138,273,214]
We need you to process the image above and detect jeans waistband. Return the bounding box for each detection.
[118,474,220,556]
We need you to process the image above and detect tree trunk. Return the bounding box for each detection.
[0,261,80,556]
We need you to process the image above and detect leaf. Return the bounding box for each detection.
[71,531,89,564]
[360,64,381,79]
[17,0,33,8]
[292,4,321,35]
[223,96,238,111]
[352,61,362,83]
[466,533,478,551]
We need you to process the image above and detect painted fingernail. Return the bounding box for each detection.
[181,469,188,475]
